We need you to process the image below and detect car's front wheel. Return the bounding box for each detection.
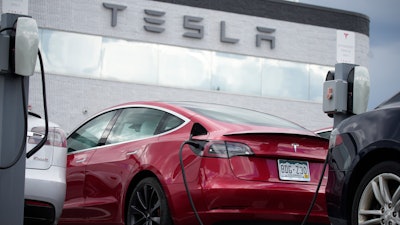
[126,177,173,225]
[352,161,400,225]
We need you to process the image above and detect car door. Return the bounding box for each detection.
[60,110,120,223]
[82,107,166,223]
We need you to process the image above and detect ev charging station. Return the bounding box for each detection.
[323,63,371,127]
[0,12,39,224]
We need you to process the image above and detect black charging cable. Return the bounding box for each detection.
[0,27,16,33]
[179,140,204,225]
[300,150,329,225]
[26,50,48,158]
[0,49,49,168]
[0,21,48,166]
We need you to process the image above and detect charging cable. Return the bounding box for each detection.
[0,49,48,168]
[179,140,204,225]
[300,149,329,225]
[26,50,48,158]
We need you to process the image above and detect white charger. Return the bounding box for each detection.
[14,17,39,76]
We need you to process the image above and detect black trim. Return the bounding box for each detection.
[98,109,122,146]
[28,111,42,118]
[152,0,369,36]
[24,200,55,225]
[154,112,169,135]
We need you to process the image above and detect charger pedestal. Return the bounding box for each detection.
[323,63,370,128]
[0,13,30,225]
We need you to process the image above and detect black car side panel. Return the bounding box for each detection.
[326,106,400,225]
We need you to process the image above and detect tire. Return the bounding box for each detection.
[351,161,400,225]
[126,177,173,225]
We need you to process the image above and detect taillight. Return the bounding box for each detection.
[328,128,343,149]
[203,141,254,158]
[28,127,67,148]
[25,199,53,208]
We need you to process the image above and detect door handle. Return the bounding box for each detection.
[127,150,138,156]
[75,157,86,163]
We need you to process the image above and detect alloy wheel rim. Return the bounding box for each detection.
[130,184,162,225]
[358,173,400,225]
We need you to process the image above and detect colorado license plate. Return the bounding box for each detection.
[278,159,310,182]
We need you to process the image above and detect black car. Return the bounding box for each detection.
[326,91,400,225]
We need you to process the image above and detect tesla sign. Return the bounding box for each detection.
[103,2,276,49]
[336,30,355,64]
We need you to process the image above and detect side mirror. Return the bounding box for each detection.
[14,17,39,76]
[347,66,370,114]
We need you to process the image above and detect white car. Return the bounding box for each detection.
[25,112,67,225]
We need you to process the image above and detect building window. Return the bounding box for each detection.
[101,38,159,84]
[212,53,262,96]
[39,29,102,78]
[261,59,309,101]
[36,29,331,103]
[158,45,211,90]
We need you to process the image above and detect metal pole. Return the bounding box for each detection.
[0,13,29,225]
[332,63,355,128]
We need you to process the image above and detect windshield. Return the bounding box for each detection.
[175,102,305,130]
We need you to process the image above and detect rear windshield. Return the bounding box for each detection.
[176,102,305,130]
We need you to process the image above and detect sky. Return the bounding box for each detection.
[299,0,400,109]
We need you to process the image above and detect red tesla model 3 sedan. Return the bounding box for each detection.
[58,101,329,225]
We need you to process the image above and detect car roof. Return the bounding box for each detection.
[376,91,400,109]
[96,101,317,137]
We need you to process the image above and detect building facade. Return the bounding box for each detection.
[1,0,369,132]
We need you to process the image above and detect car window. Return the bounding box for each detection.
[158,113,185,133]
[106,108,165,144]
[176,102,305,130]
[317,131,331,139]
[68,110,117,153]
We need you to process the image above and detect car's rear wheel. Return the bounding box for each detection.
[126,177,173,225]
[351,161,400,225]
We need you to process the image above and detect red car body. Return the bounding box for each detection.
[59,101,329,225]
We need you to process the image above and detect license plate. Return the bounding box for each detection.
[278,159,310,182]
